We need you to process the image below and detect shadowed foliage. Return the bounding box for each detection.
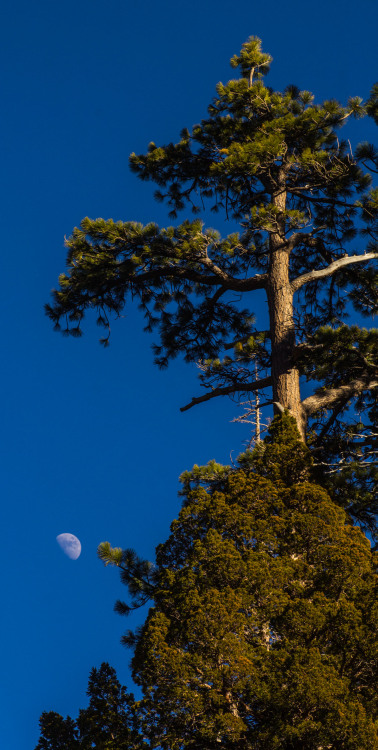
[35,662,147,750]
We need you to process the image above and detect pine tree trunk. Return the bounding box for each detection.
[268,185,305,439]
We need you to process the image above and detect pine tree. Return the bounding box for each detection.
[99,414,378,749]
[35,712,79,750]
[35,662,147,750]
[46,38,377,465]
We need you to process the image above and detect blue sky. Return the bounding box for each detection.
[1,0,377,746]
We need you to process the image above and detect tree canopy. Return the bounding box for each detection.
[98,414,378,749]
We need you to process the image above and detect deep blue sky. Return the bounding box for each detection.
[1,1,377,746]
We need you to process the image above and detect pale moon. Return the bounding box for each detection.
[56,533,81,560]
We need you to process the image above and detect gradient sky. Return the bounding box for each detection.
[1,1,377,746]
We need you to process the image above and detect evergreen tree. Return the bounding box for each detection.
[99,414,378,749]
[35,662,147,750]
[35,712,79,750]
[46,38,377,476]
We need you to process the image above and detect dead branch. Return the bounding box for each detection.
[302,378,378,417]
[291,252,378,293]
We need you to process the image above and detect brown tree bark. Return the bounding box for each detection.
[268,183,305,439]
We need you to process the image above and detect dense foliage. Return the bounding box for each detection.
[98,415,378,749]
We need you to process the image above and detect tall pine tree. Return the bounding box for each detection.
[46,38,377,471]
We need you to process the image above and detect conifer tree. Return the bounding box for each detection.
[46,38,377,476]
[98,414,378,750]
[35,662,147,750]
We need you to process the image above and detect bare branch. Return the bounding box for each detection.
[180,376,272,412]
[291,252,378,293]
[302,378,378,417]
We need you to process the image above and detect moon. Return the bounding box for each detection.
[56,533,81,560]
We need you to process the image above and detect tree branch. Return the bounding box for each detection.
[209,286,227,304]
[283,226,328,254]
[287,189,358,210]
[200,253,238,282]
[128,266,268,293]
[291,252,378,293]
[180,376,272,412]
[313,396,351,443]
[302,378,378,417]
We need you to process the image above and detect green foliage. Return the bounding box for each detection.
[98,543,157,624]
[35,663,147,750]
[102,416,378,748]
[229,36,272,81]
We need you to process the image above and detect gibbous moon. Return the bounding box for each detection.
[56,533,81,560]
